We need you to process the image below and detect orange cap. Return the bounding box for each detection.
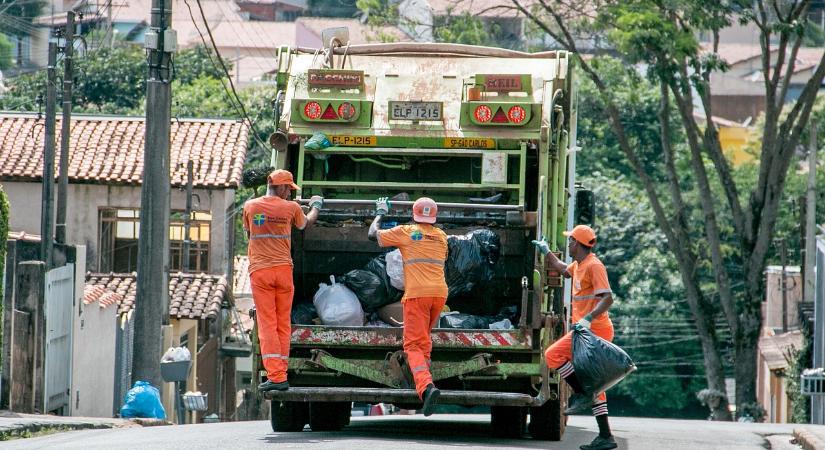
[563,224,596,247]
[412,197,437,224]
[268,169,300,190]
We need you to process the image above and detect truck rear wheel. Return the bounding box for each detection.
[528,384,566,440]
[309,401,351,431]
[490,406,527,438]
[270,401,309,432]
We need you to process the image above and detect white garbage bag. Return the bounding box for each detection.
[313,275,364,326]
[386,249,405,291]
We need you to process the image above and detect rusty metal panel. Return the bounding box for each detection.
[291,326,532,350]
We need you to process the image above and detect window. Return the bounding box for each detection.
[99,208,211,273]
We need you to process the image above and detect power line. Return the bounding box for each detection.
[191,0,270,153]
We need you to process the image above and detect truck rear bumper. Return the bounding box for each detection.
[263,387,546,407]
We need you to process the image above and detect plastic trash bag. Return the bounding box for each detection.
[572,328,636,396]
[445,229,501,299]
[313,275,364,326]
[340,269,390,312]
[489,318,513,330]
[120,381,167,419]
[291,303,318,325]
[386,249,405,290]
[365,254,403,305]
[439,312,495,329]
[161,346,191,362]
[304,132,331,150]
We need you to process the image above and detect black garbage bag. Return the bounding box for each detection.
[291,303,317,325]
[444,229,501,300]
[572,327,636,396]
[365,254,403,305]
[440,313,495,329]
[340,269,392,312]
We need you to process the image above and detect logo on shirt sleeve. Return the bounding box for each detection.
[253,213,266,226]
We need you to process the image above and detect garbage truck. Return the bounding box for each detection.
[252,36,587,440]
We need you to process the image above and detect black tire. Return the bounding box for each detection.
[528,384,566,441]
[308,401,351,431]
[490,406,527,438]
[270,401,309,432]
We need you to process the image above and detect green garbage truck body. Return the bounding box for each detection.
[255,42,579,440]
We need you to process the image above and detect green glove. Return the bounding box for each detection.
[531,238,551,256]
[574,314,593,331]
[375,197,391,216]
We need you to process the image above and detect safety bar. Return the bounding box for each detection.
[263,387,547,407]
[297,198,523,211]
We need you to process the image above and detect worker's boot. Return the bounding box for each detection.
[421,383,440,417]
[564,392,594,415]
[258,380,289,392]
[580,435,617,450]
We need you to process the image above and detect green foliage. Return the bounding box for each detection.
[77,46,147,112]
[786,340,812,424]
[174,45,229,85]
[0,34,12,70]
[433,13,501,47]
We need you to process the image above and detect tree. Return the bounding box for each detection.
[309,0,359,17]
[500,0,825,419]
[0,0,46,66]
[0,33,12,70]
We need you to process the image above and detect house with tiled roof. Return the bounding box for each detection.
[0,112,248,276]
[84,271,236,422]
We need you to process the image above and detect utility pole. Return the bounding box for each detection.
[56,11,74,245]
[804,122,818,303]
[40,42,58,267]
[133,0,174,387]
[106,0,113,48]
[182,160,193,272]
[780,238,788,333]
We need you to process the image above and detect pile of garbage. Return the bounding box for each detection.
[307,228,505,329]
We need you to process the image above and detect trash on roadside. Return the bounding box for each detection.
[313,275,365,326]
[572,328,636,396]
[161,346,191,362]
[120,381,167,419]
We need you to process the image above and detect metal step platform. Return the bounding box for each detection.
[263,387,544,407]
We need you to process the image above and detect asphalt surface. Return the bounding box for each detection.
[1,414,806,449]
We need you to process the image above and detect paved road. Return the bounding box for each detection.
[2,414,804,449]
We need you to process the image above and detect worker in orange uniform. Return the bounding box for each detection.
[533,225,617,450]
[368,196,447,416]
[243,169,323,392]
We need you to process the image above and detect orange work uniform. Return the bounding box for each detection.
[545,253,614,401]
[243,195,306,383]
[377,224,448,398]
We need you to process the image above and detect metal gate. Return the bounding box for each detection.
[44,263,75,414]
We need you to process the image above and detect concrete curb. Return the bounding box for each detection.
[0,420,123,441]
[794,427,825,450]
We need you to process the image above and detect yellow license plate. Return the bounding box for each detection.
[443,138,496,149]
[330,135,377,147]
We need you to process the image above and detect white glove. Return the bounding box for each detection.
[375,197,390,216]
[309,195,324,210]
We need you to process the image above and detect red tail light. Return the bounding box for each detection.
[492,107,509,123]
[304,102,322,120]
[508,105,527,124]
[474,105,492,123]
[338,102,356,121]
[321,104,338,120]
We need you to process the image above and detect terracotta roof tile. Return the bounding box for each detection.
[233,255,252,298]
[85,272,228,320]
[0,113,249,189]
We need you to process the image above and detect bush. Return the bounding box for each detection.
[0,185,9,367]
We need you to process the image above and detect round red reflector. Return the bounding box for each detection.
[304,102,322,120]
[338,102,356,121]
[474,105,492,123]
[508,105,527,123]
